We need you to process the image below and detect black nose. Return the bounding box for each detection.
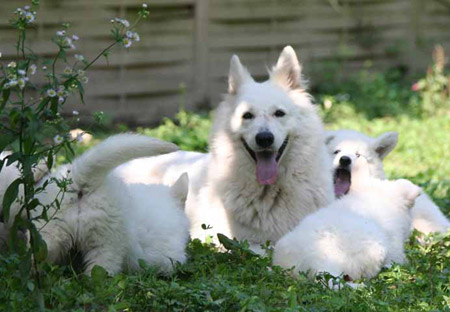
[255,132,274,148]
[339,156,351,166]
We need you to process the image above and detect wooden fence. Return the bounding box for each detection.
[1,0,450,124]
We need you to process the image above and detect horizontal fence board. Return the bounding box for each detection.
[0,0,449,125]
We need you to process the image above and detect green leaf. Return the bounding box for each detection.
[91,265,108,284]
[5,152,21,166]
[0,133,15,154]
[30,225,47,262]
[1,88,10,111]
[217,233,240,251]
[50,97,58,115]
[75,80,85,104]
[37,97,51,113]
[2,178,22,222]
[27,281,35,291]
[46,150,53,171]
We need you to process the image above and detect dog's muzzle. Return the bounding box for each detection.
[241,136,289,185]
[334,165,351,198]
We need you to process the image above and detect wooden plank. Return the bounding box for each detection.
[193,0,209,107]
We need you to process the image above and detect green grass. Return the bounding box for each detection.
[1,70,450,311]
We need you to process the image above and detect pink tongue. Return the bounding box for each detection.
[334,176,351,197]
[256,152,278,185]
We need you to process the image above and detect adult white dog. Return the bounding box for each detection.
[326,129,450,235]
[3,134,190,275]
[128,46,334,251]
[274,156,421,284]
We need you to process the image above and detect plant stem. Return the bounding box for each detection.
[82,41,118,72]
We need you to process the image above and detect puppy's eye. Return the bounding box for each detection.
[242,112,254,120]
[333,150,340,155]
[356,152,361,158]
[274,110,286,117]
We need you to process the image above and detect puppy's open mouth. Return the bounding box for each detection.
[334,167,351,198]
[242,137,289,185]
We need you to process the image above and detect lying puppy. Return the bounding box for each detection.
[274,157,421,283]
[326,129,450,235]
[4,134,189,274]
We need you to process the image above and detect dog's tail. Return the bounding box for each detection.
[72,133,178,191]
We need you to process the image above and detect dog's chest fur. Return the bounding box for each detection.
[218,169,329,244]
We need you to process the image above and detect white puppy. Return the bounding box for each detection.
[274,157,421,282]
[5,134,190,275]
[326,129,450,235]
[110,165,190,273]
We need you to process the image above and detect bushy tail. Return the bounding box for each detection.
[72,133,178,190]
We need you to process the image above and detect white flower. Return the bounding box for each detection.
[74,54,84,61]
[4,83,10,89]
[56,30,65,36]
[126,30,133,38]
[123,37,132,48]
[57,86,66,97]
[8,80,18,87]
[62,37,75,49]
[28,64,37,75]
[64,67,72,75]
[77,69,85,76]
[58,97,64,104]
[114,18,130,28]
[47,89,57,97]
[18,78,26,89]
[17,69,26,76]
[8,61,16,68]
[25,12,35,24]
[81,76,89,84]
[24,5,30,10]
[142,3,148,8]
[42,66,47,70]
[72,110,79,116]
[132,32,140,42]
[72,34,79,41]
[53,135,63,144]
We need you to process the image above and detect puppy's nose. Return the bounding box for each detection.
[339,156,351,166]
[255,132,274,148]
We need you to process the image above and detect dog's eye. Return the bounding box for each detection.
[333,150,340,155]
[242,112,254,120]
[274,110,286,117]
[356,152,361,158]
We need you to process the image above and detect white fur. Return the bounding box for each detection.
[124,47,334,250]
[4,134,190,275]
[274,157,421,281]
[326,129,450,235]
[0,151,47,213]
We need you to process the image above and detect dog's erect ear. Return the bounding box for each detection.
[395,179,421,209]
[324,131,335,146]
[271,45,303,90]
[373,132,398,159]
[229,55,253,94]
[170,172,189,209]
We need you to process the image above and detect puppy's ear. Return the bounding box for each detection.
[170,173,189,209]
[229,55,253,94]
[324,131,335,146]
[373,132,398,159]
[395,179,421,209]
[271,45,303,90]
